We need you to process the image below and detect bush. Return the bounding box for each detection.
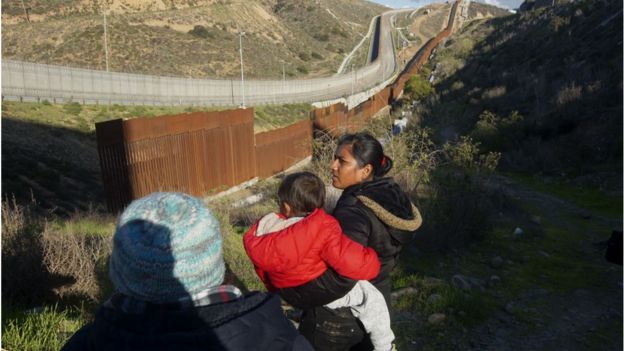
[416,137,500,251]
[296,65,309,74]
[298,52,310,61]
[63,102,82,116]
[188,25,213,39]
[1,196,114,305]
[404,75,434,101]
[1,196,50,304]
[311,52,323,60]
[42,214,113,302]
[314,33,329,42]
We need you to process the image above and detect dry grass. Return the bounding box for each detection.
[2,195,115,305]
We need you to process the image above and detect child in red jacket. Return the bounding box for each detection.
[244,172,394,351]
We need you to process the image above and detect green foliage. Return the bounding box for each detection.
[470,110,525,151]
[443,136,500,173]
[296,65,309,74]
[311,51,323,60]
[549,15,570,32]
[2,305,84,351]
[62,102,82,116]
[313,33,329,42]
[404,75,434,100]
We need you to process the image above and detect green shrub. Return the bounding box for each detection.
[311,52,323,60]
[298,52,310,61]
[296,65,309,74]
[415,137,500,251]
[404,75,434,100]
[314,33,329,42]
[188,25,213,39]
[63,102,82,116]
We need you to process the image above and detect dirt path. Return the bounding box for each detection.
[465,175,623,351]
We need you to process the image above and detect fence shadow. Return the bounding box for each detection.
[1,117,104,214]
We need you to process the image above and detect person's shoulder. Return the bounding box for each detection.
[305,208,341,228]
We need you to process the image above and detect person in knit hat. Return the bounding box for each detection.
[62,192,313,351]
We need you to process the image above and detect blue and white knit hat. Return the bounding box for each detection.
[109,192,225,303]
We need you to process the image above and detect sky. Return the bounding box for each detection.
[368,0,524,11]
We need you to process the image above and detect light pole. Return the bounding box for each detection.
[102,10,110,72]
[351,64,355,97]
[238,31,246,108]
[280,60,285,95]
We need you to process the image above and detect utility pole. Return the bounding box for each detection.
[238,31,246,108]
[102,11,110,72]
[351,64,355,96]
[20,0,30,23]
[281,60,286,95]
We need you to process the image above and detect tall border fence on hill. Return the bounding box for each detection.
[309,0,460,134]
[95,0,460,212]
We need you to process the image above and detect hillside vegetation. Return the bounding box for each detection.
[417,0,622,193]
[1,0,388,78]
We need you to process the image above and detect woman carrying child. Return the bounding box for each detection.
[244,172,395,351]
[297,132,423,350]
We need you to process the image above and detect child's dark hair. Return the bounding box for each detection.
[278,172,325,216]
[337,132,393,177]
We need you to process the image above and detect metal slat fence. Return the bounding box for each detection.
[96,109,256,212]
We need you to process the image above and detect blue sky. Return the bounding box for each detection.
[367,0,524,11]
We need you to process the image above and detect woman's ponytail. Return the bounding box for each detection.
[377,154,393,177]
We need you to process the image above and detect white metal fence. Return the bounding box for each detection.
[1,10,410,107]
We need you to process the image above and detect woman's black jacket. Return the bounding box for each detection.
[279,177,422,309]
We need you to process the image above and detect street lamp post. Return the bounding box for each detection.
[238,31,246,108]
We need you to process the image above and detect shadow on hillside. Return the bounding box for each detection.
[1,117,105,215]
[424,1,622,177]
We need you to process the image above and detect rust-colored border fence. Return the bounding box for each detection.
[255,120,313,178]
[96,0,461,212]
[97,109,256,212]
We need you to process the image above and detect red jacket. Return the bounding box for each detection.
[243,208,380,290]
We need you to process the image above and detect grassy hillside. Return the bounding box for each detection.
[417,0,622,192]
[1,0,388,78]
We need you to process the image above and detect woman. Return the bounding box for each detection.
[297,132,422,351]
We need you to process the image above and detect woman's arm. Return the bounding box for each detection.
[332,205,373,246]
[319,217,380,281]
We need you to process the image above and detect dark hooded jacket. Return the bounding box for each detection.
[280,177,421,309]
[294,177,421,351]
[61,292,313,351]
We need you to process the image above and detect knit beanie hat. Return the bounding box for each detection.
[109,192,225,303]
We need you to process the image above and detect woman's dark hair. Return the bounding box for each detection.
[278,172,326,216]
[337,132,393,177]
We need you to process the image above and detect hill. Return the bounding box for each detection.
[1,0,388,78]
[416,0,622,192]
